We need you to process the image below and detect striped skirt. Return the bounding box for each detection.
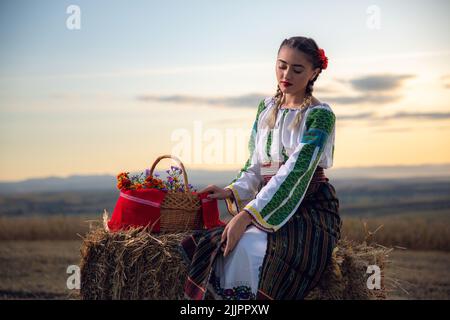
[178,180,342,300]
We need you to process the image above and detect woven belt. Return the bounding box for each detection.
[261,162,328,186]
[310,166,329,184]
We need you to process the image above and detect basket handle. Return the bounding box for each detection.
[149,155,191,193]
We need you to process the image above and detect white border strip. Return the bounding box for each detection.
[120,192,162,207]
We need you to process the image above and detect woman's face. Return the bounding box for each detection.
[276,46,320,96]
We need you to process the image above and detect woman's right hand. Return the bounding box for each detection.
[198,185,233,200]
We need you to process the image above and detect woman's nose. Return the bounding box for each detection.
[283,67,294,78]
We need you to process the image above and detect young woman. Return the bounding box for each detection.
[179,36,342,300]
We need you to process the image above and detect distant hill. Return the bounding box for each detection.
[0,163,449,218]
[0,177,449,218]
[0,175,116,194]
[0,163,449,194]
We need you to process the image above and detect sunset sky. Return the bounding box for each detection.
[1,0,449,182]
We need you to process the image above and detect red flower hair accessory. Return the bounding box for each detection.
[317,48,328,70]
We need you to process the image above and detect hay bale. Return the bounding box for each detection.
[80,227,191,299]
[305,239,391,300]
[80,227,391,300]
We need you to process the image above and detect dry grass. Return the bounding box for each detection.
[79,224,391,300]
[0,240,81,299]
[2,240,448,299]
[306,238,392,300]
[1,213,449,252]
[0,215,93,241]
[80,226,191,300]
[384,250,450,299]
[342,214,450,251]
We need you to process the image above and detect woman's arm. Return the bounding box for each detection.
[224,99,268,215]
[220,210,254,257]
[243,105,336,233]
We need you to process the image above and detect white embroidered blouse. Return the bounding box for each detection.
[224,96,336,233]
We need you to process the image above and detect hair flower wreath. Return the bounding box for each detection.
[317,48,328,70]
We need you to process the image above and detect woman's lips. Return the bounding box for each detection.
[280,81,292,87]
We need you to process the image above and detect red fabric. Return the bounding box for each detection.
[107,188,166,232]
[197,192,226,229]
[108,189,225,233]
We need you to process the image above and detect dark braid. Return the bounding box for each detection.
[264,84,284,129]
[306,74,319,96]
[274,84,283,107]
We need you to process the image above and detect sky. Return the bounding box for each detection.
[0,0,449,182]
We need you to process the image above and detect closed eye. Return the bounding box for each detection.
[278,65,302,74]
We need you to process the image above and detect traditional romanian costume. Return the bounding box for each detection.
[179,96,342,300]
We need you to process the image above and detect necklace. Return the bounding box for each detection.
[280,94,313,110]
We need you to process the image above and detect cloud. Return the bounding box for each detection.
[136,91,450,123]
[337,111,450,122]
[373,127,413,133]
[337,112,376,120]
[136,73,417,108]
[137,93,268,109]
[441,74,450,89]
[349,74,415,92]
[324,74,415,106]
[381,112,450,120]
[323,94,402,105]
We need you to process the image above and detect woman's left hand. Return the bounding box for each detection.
[221,211,253,257]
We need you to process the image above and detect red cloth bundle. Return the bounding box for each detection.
[107,189,226,233]
[198,192,226,229]
[107,188,166,232]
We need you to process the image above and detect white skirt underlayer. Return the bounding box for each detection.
[207,225,268,300]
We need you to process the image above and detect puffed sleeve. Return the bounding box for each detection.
[243,105,336,232]
[224,99,267,216]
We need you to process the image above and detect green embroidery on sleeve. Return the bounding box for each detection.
[265,130,272,161]
[306,108,335,134]
[259,108,336,226]
[230,99,267,183]
[300,128,327,148]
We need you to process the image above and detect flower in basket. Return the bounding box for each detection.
[163,165,197,192]
[117,172,132,190]
[116,166,197,192]
[144,175,167,190]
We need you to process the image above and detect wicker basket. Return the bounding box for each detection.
[149,154,203,232]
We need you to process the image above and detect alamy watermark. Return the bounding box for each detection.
[66,265,80,290]
[170,121,254,166]
[366,265,382,290]
[66,5,81,30]
[366,5,381,30]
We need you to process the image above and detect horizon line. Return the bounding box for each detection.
[1,162,450,184]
